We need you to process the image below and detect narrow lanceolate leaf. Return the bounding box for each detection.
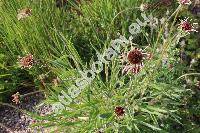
[0,74,11,78]
[139,121,162,131]
[55,30,83,68]
[147,106,168,114]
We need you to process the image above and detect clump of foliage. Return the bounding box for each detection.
[0,0,200,132]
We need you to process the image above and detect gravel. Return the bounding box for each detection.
[0,89,52,133]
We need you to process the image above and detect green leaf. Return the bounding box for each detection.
[99,113,112,119]
[139,121,162,131]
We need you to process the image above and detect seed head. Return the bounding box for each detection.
[19,54,34,69]
[11,92,20,104]
[17,8,32,20]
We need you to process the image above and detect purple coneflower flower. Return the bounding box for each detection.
[122,48,152,74]
[115,106,125,116]
[179,18,197,33]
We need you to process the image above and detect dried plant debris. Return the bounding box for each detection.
[17,8,32,20]
[18,54,34,69]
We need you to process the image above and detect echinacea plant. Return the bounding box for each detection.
[1,0,199,132]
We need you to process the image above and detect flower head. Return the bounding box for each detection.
[121,48,151,74]
[12,92,20,104]
[17,8,32,20]
[19,54,34,69]
[115,106,125,116]
[179,18,197,33]
[128,48,144,64]
[178,0,191,5]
